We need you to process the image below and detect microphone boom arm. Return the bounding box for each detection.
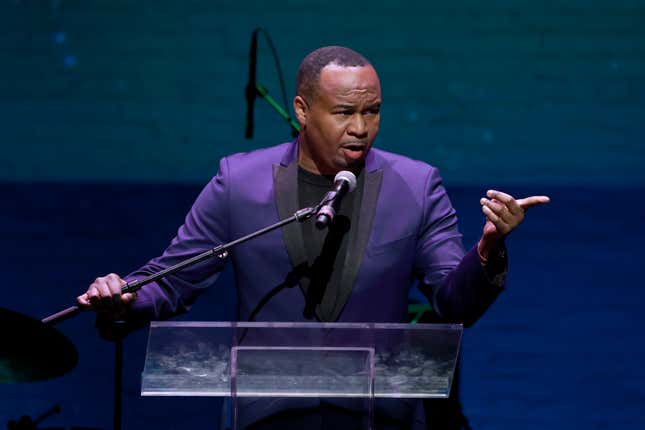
[255,82,300,136]
[42,206,317,325]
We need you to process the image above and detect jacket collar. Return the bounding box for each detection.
[274,136,383,321]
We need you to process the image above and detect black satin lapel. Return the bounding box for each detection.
[329,169,383,320]
[273,163,308,275]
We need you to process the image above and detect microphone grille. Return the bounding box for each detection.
[335,170,357,192]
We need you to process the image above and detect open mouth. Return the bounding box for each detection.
[341,143,366,161]
[342,142,366,152]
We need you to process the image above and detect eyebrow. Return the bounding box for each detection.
[332,102,381,110]
[332,104,356,110]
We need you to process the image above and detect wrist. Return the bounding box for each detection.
[478,235,505,264]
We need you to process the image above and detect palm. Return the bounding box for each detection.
[483,218,500,238]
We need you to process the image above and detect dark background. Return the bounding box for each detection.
[1,1,644,428]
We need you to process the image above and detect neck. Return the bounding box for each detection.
[297,137,335,175]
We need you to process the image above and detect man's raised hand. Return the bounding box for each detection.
[480,189,550,239]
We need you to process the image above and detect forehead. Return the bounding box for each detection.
[317,64,381,100]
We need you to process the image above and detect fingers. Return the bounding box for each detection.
[76,292,91,308]
[79,273,128,311]
[480,197,515,224]
[486,190,521,215]
[486,190,550,212]
[95,276,114,308]
[87,283,102,308]
[517,195,550,209]
[105,273,126,305]
[480,189,550,237]
[121,292,137,305]
[481,204,513,236]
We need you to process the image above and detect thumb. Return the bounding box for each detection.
[121,292,137,305]
[77,293,92,308]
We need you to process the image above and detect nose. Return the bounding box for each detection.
[347,113,368,138]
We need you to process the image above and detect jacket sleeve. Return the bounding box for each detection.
[125,157,232,321]
[415,167,506,327]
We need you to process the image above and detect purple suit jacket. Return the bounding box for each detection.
[128,139,504,326]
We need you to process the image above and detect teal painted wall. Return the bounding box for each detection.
[1,0,644,185]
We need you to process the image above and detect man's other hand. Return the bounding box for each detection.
[76,273,137,317]
[478,189,550,260]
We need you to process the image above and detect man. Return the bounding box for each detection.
[78,46,549,428]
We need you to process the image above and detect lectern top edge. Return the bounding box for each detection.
[149,321,464,330]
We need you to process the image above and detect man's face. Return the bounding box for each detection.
[294,64,381,175]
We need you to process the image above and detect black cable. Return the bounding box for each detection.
[255,27,292,124]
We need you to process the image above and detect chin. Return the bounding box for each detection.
[335,161,357,172]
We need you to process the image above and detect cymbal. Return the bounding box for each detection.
[1,307,78,383]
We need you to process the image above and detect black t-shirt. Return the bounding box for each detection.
[297,166,363,321]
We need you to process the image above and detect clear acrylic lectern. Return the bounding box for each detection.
[141,322,462,429]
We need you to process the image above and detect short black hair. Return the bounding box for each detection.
[296,46,372,100]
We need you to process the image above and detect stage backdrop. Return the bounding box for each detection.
[1,0,643,185]
[1,1,644,429]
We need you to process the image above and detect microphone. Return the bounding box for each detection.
[245,29,259,139]
[315,171,357,229]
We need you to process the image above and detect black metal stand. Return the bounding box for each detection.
[112,321,126,430]
[39,203,320,429]
[245,27,299,139]
[6,404,60,430]
[254,82,300,135]
[42,206,317,326]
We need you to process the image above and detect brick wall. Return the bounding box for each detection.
[0,0,645,184]
[2,1,644,185]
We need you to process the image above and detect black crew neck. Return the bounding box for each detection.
[297,166,363,187]
[297,166,335,186]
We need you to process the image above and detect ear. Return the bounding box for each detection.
[293,95,308,128]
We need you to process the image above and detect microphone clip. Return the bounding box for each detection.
[314,171,357,230]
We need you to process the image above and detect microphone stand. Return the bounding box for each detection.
[33,197,317,430]
[38,178,350,430]
[42,206,317,326]
[254,82,300,137]
[244,27,299,139]
[40,206,317,430]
